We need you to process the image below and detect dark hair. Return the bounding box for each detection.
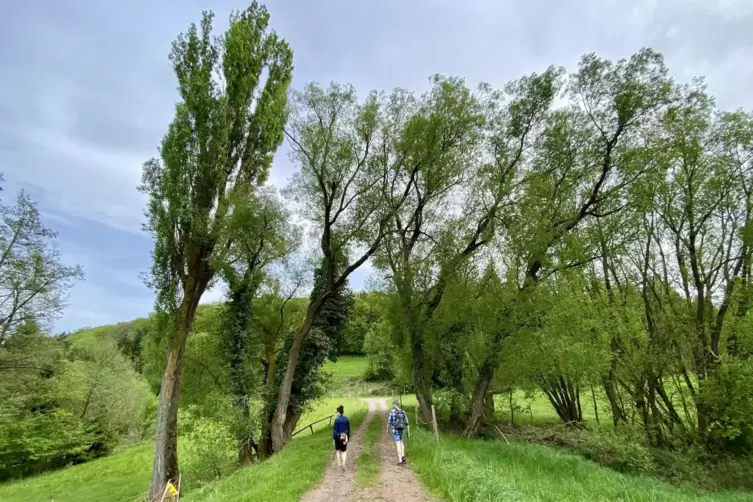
[336,405,344,415]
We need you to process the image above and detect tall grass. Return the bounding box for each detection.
[406,427,753,502]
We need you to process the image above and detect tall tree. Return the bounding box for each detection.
[219,189,296,464]
[139,4,292,496]
[0,186,83,341]
[377,72,560,425]
[271,82,410,451]
[465,48,673,435]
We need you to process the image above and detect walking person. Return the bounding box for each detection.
[333,405,350,471]
[388,400,409,464]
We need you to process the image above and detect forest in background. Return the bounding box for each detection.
[2,1,753,498]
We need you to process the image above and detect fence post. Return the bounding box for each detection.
[431,405,439,442]
[175,474,182,502]
[309,424,314,435]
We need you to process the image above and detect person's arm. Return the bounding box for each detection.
[333,419,337,441]
[347,419,351,439]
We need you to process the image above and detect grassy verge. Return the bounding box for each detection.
[185,410,367,502]
[406,426,753,502]
[355,418,382,486]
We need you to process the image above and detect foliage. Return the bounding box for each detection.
[0,185,83,339]
[138,2,293,493]
[0,322,151,481]
[181,409,237,487]
[339,293,381,354]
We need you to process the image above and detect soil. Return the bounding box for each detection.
[301,398,438,502]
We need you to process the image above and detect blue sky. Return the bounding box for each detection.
[1,0,752,332]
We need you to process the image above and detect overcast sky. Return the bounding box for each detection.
[1,0,752,332]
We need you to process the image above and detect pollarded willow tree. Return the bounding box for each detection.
[606,79,753,450]
[139,4,292,496]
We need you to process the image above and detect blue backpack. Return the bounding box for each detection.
[394,409,408,430]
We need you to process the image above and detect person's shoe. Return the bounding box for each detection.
[402,456,406,463]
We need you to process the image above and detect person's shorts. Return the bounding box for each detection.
[392,430,404,442]
[334,437,347,452]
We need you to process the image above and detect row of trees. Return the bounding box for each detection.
[140,2,752,496]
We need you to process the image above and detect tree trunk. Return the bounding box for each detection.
[411,328,434,426]
[483,391,495,421]
[541,376,583,424]
[225,278,257,465]
[270,306,318,451]
[603,374,625,426]
[465,362,494,437]
[148,295,201,500]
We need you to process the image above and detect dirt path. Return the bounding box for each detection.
[300,409,376,502]
[301,398,437,501]
[366,410,436,502]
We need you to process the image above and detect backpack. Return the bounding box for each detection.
[393,408,408,431]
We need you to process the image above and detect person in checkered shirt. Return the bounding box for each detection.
[387,400,409,464]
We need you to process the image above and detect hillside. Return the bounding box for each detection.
[2,356,753,501]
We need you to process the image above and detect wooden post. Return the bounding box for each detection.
[175,474,182,502]
[158,482,170,502]
[431,405,439,442]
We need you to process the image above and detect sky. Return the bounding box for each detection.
[1,0,752,332]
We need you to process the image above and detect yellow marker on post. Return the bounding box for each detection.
[166,482,179,497]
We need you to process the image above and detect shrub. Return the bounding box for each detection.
[182,411,236,487]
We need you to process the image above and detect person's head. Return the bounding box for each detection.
[336,405,344,416]
[392,400,400,409]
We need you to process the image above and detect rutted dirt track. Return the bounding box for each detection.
[301,398,437,502]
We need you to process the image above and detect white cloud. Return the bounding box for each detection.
[2,0,753,330]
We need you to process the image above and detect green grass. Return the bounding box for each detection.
[0,442,156,502]
[406,425,753,502]
[355,418,382,487]
[323,355,369,380]
[184,410,366,502]
[296,397,366,436]
[0,399,365,502]
[322,356,396,397]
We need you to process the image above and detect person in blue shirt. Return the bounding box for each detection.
[332,405,350,471]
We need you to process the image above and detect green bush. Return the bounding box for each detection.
[181,411,237,487]
[574,429,657,475]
